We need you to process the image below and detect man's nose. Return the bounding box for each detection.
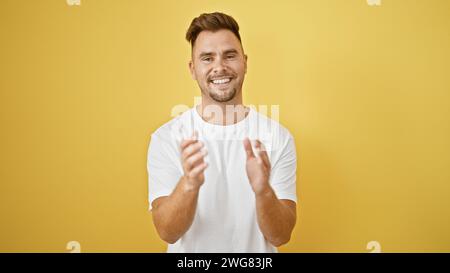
[212,57,227,73]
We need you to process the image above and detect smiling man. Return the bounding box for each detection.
[147,12,298,252]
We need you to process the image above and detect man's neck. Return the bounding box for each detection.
[196,95,249,126]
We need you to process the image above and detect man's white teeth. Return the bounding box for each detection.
[212,78,231,84]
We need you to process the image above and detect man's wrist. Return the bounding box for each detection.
[180,176,201,193]
[254,184,274,199]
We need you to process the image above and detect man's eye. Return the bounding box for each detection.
[226,55,236,59]
[202,57,212,62]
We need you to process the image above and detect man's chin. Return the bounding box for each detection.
[208,88,236,103]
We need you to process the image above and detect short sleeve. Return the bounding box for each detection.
[147,132,183,211]
[269,135,298,203]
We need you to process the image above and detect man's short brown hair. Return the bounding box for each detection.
[186,12,242,48]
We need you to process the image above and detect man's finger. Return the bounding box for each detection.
[243,137,255,159]
[180,138,197,150]
[180,130,198,150]
[182,141,204,161]
[185,148,208,170]
[188,162,208,178]
[255,140,271,169]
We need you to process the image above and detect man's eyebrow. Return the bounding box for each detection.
[198,52,215,58]
[198,49,240,58]
[223,49,239,55]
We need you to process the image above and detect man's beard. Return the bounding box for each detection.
[207,86,237,102]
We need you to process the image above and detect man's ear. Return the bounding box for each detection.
[188,60,196,80]
[244,54,248,74]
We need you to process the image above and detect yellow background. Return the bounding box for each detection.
[1,0,449,252]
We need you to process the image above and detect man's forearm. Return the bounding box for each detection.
[152,176,200,244]
[255,186,296,247]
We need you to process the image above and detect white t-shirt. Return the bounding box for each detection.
[147,106,297,253]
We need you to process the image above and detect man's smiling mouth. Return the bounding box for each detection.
[209,77,233,86]
[212,78,231,84]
